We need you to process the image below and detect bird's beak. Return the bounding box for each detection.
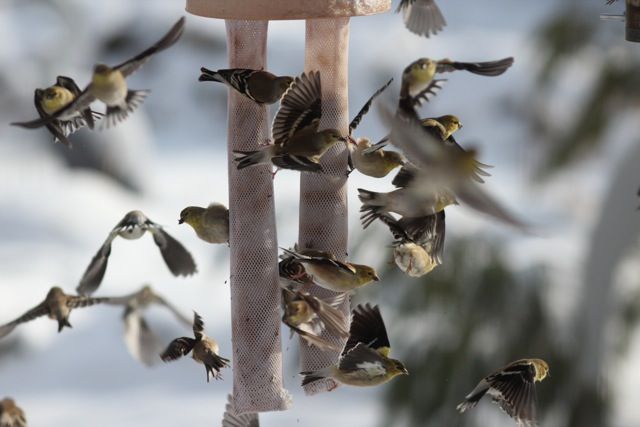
[373,274,380,281]
[178,217,184,224]
[401,367,409,375]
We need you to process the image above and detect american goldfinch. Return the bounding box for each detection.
[222,394,259,427]
[349,137,405,178]
[25,76,102,147]
[233,71,347,173]
[396,0,446,38]
[281,247,379,293]
[179,203,229,244]
[457,358,550,427]
[77,210,197,296]
[12,17,185,129]
[105,284,191,367]
[400,56,514,98]
[199,67,293,105]
[0,286,110,339]
[301,304,408,387]
[281,286,349,352]
[369,211,445,277]
[161,311,230,382]
[0,398,27,427]
[366,105,529,231]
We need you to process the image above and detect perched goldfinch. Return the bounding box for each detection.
[0,286,110,339]
[233,71,347,173]
[301,304,408,387]
[12,17,185,129]
[0,398,27,427]
[349,137,405,178]
[400,56,514,98]
[179,203,229,244]
[161,311,230,382]
[281,247,379,293]
[199,68,293,105]
[105,284,191,367]
[281,286,349,352]
[27,76,102,146]
[77,210,197,296]
[222,394,259,427]
[397,0,446,38]
[369,211,445,277]
[457,358,550,427]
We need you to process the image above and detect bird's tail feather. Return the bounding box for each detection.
[57,317,72,332]
[300,369,328,386]
[233,149,272,169]
[102,90,149,129]
[199,67,225,83]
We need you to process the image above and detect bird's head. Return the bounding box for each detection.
[93,64,112,75]
[43,87,63,101]
[283,300,312,325]
[48,286,65,298]
[388,358,409,377]
[437,114,463,137]
[531,359,550,382]
[276,76,294,93]
[355,264,380,284]
[402,58,437,92]
[179,206,204,225]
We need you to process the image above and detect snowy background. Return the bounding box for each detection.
[1,0,639,426]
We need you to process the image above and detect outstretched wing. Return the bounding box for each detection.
[114,17,186,77]
[0,302,49,339]
[436,57,514,76]
[222,394,260,427]
[76,230,118,296]
[160,337,196,362]
[343,304,390,357]
[272,71,321,146]
[349,78,393,135]
[148,223,197,277]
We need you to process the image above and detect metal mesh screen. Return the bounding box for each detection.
[225,20,291,413]
[298,18,352,395]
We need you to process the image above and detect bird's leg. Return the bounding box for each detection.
[270,168,281,179]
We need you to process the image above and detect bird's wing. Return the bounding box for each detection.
[436,57,514,76]
[411,79,446,107]
[444,135,493,183]
[12,86,96,129]
[66,295,111,309]
[76,230,118,296]
[397,0,446,37]
[487,363,538,425]
[148,223,197,277]
[192,311,205,341]
[455,183,530,231]
[298,291,349,338]
[123,310,164,367]
[280,248,357,275]
[349,78,393,135]
[56,75,96,129]
[222,394,260,427]
[160,336,196,362]
[338,342,387,374]
[342,304,390,357]
[284,321,342,352]
[0,302,49,338]
[272,71,322,146]
[114,17,186,77]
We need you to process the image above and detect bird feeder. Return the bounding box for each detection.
[185,0,390,414]
[601,0,640,42]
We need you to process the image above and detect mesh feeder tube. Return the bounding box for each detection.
[186,0,391,412]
